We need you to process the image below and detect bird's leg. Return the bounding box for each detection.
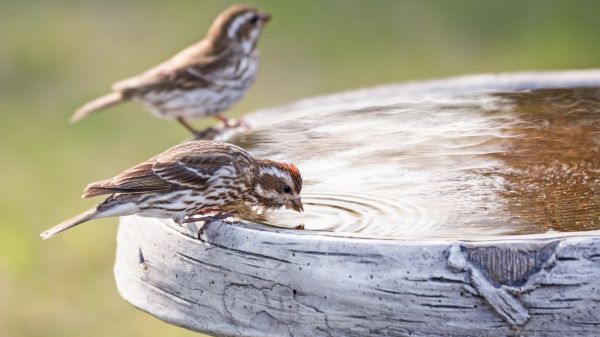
[176,117,200,134]
[214,114,247,128]
[183,209,238,239]
[183,209,237,224]
[214,114,230,126]
[191,207,223,217]
[179,117,220,140]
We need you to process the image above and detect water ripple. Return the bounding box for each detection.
[234,87,600,238]
[267,192,451,236]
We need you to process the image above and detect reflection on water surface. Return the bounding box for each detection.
[229,87,600,238]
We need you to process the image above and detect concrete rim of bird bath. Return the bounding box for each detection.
[114,70,600,337]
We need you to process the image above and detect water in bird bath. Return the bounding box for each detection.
[228,87,600,238]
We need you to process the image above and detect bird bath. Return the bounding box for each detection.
[114,70,600,337]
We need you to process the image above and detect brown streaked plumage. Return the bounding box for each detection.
[40,140,302,239]
[70,5,271,135]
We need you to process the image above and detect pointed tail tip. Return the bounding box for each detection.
[69,105,95,123]
[40,231,53,240]
[40,227,60,240]
[68,92,123,124]
[40,207,99,240]
[69,112,83,124]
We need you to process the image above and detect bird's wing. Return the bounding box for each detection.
[112,42,228,92]
[151,153,236,188]
[83,142,247,197]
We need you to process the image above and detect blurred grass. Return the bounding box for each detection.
[1,0,599,336]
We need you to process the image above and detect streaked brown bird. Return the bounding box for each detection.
[70,5,271,135]
[40,140,303,239]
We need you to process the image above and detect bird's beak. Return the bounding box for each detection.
[287,197,304,212]
[259,12,271,24]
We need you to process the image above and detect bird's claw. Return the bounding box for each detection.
[222,118,248,129]
[183,211,236,224]
[192,127,221,140]
[191,119,249,140]
[183,210,238,239]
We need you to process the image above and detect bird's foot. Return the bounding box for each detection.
[222,118,248,129]
[192,127,221,140]
[194,207,225,215]
[191,120,248,140]
[184,210,237,223]
[214,114,249,129]
[183,210,238,239]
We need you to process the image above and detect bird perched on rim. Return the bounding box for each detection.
[69,5,271,136]
[40,140,303,239]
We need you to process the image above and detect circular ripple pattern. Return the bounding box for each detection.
[267,192,451,237]
[233,87,600,238]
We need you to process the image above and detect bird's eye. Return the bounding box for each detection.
[283,185,292,194]
[249,15,259,24]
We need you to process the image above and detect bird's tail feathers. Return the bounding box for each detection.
[40,207,100,240]
[82,179,119,198]
[40,198,137,240]
[70,92,124,123]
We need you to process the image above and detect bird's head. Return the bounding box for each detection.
[208,5,271,53]
[250,160,303,213]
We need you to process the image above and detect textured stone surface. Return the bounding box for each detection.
[115,216,600,337]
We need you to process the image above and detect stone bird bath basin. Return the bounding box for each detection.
[114,70,600,337]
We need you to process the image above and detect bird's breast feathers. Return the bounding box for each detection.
[138,56,258,119]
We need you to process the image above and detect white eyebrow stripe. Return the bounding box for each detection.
[259,166,290,180]
[228,12,254,38]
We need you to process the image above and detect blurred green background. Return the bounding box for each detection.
[1,0,599,336]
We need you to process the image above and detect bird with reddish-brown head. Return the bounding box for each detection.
[70,5,271,136]
[40,140,302,239]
